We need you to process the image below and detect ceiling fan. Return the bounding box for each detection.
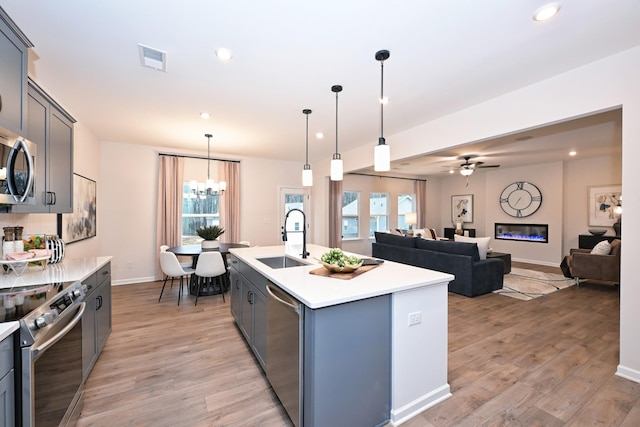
[454,156,500,176]
[448,156,500,186]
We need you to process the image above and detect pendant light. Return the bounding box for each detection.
[302,109,313,187]
[374,49,391,172]
[205,133,215,193]
[331,84,343,181]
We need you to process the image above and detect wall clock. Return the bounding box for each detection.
[499,181,542,218]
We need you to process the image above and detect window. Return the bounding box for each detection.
[181,182,220,245]
[369,192,389,237]
[342,191,359,239]
[397,193,415,230]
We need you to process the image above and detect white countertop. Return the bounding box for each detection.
[229,244,454,309]
[0,256,112,290]
[0,321,18,341]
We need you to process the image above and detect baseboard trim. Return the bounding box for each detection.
[511,257,559,268]
[112,276,157,286]
[616,365,640,384]
[389,384,451,426]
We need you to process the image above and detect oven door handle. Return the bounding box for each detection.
[31,302,86,358]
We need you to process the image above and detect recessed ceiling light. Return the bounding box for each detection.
[215,48,234,62]
[449,169,455,174]
[533,3,561,22]
[200,112,211,119]
[569,150,577,156]
[316,132,324,139]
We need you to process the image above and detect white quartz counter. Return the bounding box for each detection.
[0,256,112,290]
[0,321,18,341]
[229,244,454,309]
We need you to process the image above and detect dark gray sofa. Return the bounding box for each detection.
[372,232,504,297]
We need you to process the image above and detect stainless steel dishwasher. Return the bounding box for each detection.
[266,282,303,427]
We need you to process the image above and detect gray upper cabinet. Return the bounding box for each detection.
[12,80,74,213]
[0,7,32,135]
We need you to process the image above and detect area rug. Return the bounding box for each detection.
[494,267,576,301]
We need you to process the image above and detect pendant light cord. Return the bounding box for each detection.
[335,90,339,155]
[305,112,310,164]
[205,133,212,180]
[380,60,384,139]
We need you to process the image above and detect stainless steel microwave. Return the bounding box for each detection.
[0,127,36,204]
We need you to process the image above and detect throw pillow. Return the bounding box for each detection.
[454,235,491,260]
[591,240,612,255]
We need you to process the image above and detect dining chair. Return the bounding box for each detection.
[194,251,227,306]
[160,244,192,269]
[158,251,195,305]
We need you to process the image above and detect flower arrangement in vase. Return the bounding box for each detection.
[196,225,225,249]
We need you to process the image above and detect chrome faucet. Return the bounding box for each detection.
[282,208,309,259]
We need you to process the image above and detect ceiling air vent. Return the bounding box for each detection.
[138,44,166,72]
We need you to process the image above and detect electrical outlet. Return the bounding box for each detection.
[263,218,271,224]
[127,261,133,269]
[408,311,422,326]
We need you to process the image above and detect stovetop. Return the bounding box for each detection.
[0,281,78,323]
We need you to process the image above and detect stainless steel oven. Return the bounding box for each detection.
[0,126,36,205]
[1,280,85,426]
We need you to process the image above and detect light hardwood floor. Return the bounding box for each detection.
[77,264,640,426]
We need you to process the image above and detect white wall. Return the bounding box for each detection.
[562,154,622,253]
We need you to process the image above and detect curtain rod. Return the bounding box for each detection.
[158,152,240,163]
[347,172,427,182]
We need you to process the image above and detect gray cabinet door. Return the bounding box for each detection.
[81,291,98,381]
[48,108,73,212]
[251,284,267,369]
[13,80,74,214]
[95,278,112,353]
[229,269,242,323]
[239,279,253,342]
[0,11,29,135]
[0,369,15,427]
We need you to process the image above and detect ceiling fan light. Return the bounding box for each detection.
[460,168,474,177]
[374,142,390,171]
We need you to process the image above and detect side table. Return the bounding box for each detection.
[486,251,511,274]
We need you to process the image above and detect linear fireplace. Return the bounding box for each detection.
[495,223,548,243]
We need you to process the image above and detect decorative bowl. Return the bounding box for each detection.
[588,229,607,236]
[319,260,363,273]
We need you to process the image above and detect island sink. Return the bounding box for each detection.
[256,255,311,269]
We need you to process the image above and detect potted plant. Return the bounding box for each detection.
[196,225,225,249]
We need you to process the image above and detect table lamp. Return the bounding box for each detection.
[405,212,417,235]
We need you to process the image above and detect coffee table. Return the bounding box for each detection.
[487,251,511,274]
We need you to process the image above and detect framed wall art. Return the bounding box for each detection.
[58,173,97,244]
[451,194,473,223]
[588,184,621,227]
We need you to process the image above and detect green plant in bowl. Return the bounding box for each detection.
[196,225,225,240]
[319,248,362,273]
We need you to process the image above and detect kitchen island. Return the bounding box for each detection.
[229,244,453,426]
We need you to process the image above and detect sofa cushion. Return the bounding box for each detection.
[374,231,417,248]
[454,235,491,260]
[416,238,480,261]
[610,239,621,256]
[591,240,612,255]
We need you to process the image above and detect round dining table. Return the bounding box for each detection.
[167,243,249,296]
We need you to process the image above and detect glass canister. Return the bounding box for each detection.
[13,227,24,252]
[2,227,15,259]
